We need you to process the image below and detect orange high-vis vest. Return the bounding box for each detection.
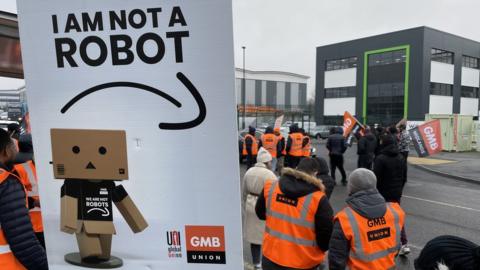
[262,180,326,269]
[303,136,311,157]
[14,161,44,233]
[276,134,287,156]
[0,169,28,270]
[288,133,304,157]
[335,203,405,270]
[242,134,258,156]
[261,134,278,158]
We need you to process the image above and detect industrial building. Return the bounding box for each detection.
[235,68,309,128]
[315,26,480,125]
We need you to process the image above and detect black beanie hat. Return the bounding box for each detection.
[414,235,480,270]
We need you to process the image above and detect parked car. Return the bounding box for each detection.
[238,129,264,163]
[309,125,332,140]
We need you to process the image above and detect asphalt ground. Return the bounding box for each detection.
[240,139,480,270]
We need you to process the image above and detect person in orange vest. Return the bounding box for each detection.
[274,127,286,174]
[286,124,304,168]
[259,126,279,172]
[329,168,405,270]
[13,134,45,249]
[255,158,334,270]
[0,129,48,270]
[301,128,311,158]
[243,126,259,169]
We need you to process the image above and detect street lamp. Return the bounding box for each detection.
[242,46,246,129]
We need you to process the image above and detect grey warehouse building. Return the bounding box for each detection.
[315,26,480,126]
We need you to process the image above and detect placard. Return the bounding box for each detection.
[17,0,243,269]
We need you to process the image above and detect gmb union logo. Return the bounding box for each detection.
[166,230,182,258]
[185,225,226,264]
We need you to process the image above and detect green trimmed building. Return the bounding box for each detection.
[315,26,480,126]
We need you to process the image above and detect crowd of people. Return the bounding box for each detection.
[242,123,479,270]
[0,124,48,270]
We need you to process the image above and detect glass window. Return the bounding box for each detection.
[368,49,406,67]
[461,86,479,98]
[430,83,453,96]
[325,56,358,71]
[324,87,356,98]
[431,48,454,64]
[462,55,479,69]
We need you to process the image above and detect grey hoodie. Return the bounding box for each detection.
[328,189,387,270]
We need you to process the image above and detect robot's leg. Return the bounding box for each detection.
[75,230,103,259]
[99,234,113,260]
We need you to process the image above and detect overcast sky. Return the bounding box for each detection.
[3,0,480,96]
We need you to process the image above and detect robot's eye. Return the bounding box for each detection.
[99,146,107,155]
[72,146,80,154]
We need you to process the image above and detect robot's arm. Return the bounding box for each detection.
[113,185,148,233]
[60,181,79,234]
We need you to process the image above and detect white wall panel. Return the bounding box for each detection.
[235,79,241,104]
[430,61,454,84]
[324,68,357,88]
[429,95,453,114]
[460,98,479,116]
[245,79,255,105]
[324,98,356,116]
[461,67,480,87]
[291,83,299,106]
[277,82,286,106]
[261,81,267,106]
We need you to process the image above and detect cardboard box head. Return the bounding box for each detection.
[51,129,129,180]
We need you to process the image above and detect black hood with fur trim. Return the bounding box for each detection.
[279,168,325,199]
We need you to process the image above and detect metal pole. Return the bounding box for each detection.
[242,46,246,129]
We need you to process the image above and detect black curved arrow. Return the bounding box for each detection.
[159,73,207,130]
[60,72,207,130]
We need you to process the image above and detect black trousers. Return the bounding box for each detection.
[357,155,373,170]
[251,244,261,265]
[330,154,346,182]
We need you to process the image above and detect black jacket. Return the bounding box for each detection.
[256,168,334,257]
[327,133,346,156]
[357,133,377,158]
[374,143,407,202]
[0,164,48,270]
[329,189,388,270]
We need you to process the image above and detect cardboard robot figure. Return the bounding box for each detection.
[50,129,148,268]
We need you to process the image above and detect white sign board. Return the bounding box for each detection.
[17,0,243,269]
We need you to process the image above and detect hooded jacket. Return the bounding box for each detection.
[329,189,387,270]
[242,162,277,245]
[0,163,48,270]
[256,167,334,251]
[374,141,407,202]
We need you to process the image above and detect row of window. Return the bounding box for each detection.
[367,83,405,97]
[430,82,453,96]
[325,57,358,71]
[368,50,406,67]
[461,86,479,98]
[462,56,479,69]
[430,83,480,97]
[326,49,480,71]
[324,87,356,98]
[432,49,480,69]
[431,48,454,64]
